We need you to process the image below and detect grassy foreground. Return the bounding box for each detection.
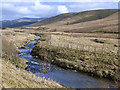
[31,33,120,82]
[1,59,62,88]
[1,32,63,88]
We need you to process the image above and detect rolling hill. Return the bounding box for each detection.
[27,9,119,33]
[1,17,46,28]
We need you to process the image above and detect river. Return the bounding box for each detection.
[19,35,117,88]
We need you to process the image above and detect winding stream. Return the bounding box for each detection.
[19,36,117,88]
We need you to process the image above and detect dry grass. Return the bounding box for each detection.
[33,31,118,39]
[1,33,63,88]
[3,33,36,48]
[31,34,119,82]
[2,33,36,58]
[2,36,18,57]
[1,59,62,88]
[50,34,118,54]
[61,32,118,39]
[29,10,119,34]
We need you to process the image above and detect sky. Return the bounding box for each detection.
[1,0,119,20]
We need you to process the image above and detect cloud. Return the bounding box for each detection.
[31,0,52,11]
[2,3,31,15]
[2,0,119,2]
[2,1,58,20]
[2,3,32,20]
[58,5,69,14]
[66,2,118,12]
[1,1,118,20]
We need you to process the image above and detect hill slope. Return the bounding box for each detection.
[28,9,119,33]
[28,9,118,26]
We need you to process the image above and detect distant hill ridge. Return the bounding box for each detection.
[1,17,46,28]
[27,9,118,27]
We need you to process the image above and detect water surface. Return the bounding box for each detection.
[19,36,117,88]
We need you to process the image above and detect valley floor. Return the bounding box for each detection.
[31,33,120,83]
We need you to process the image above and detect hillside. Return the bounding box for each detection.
[28,9,119,33]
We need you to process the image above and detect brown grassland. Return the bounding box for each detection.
[31,33,120,83]
[0,29,63,88]
[1,9,120,88]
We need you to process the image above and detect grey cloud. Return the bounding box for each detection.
[2,1,58,20]
[2,1,118,20]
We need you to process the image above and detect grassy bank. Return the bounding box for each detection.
[1,32,63,88]
[31,33,120,82]
[1,59,62,88]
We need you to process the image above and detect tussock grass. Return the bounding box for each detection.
[2,36,19,57]
[50,34,118,54]
[2,59,62,88]
[31,34,120,82]
[1,33,63,88]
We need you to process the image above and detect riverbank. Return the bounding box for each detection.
[31,33,120,83]
[1,32,63,88]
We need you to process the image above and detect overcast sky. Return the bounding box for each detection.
[1,0,119,20]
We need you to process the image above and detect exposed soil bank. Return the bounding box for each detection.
[31,34,120,83]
